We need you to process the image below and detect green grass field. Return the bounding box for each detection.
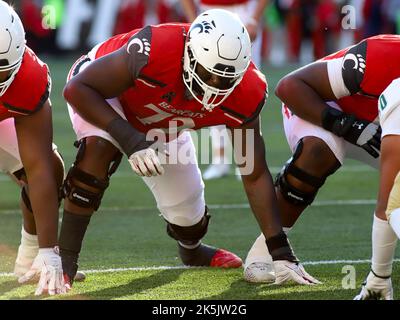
[0,57,398,300]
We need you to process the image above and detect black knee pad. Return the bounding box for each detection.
[62,166,109,210]
[62,138,122,211]
[275,139,340,206]
[166,209,211,246]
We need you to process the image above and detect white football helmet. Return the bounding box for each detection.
[0,1,26,96]
[183,9,251,111]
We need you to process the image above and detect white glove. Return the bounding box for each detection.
[354,271,393,300]
[18,247,67,296]
[273,260,322,285]
[128,148,164,177]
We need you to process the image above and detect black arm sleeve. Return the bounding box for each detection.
[126,26,152,79]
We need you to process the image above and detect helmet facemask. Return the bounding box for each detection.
[183,9,251,112]
[0,59,23,96]
[183,42,245,111]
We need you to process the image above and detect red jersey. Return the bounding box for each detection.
[0,47,50,121]
[323,35,400,121]
[91,23,267,135]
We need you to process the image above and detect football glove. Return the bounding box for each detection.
[322,107,381,158]
[18,247,67,296]
[273,260,322,285]
[128,148,164,177]
[244,262,276,283]
[354,271,393,300]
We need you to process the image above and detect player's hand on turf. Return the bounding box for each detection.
[273,260,322,285]
[128,148,164,177]
[18,247,67,296]
[354,271,393,300]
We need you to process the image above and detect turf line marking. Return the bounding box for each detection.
[0,199,377,216]
[0,165,376,182]
[0,258,398,277]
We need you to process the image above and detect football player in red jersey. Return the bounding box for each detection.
[244,35,400,299]
[59,8,318,288]
[0,1,66,295]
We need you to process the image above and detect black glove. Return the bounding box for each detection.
[321,107,381,158]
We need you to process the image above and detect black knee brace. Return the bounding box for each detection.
[275,140,340,206]
[62,167,109,210]
[166,209,211,246]
[62,139,122,211]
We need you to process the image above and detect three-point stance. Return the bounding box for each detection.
[60,9,317,287]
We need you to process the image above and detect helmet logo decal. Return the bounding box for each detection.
[190,21,214,34]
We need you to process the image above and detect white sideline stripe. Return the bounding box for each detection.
[1,259,399,278]
[0,199,376,216]
[0,165,375,182]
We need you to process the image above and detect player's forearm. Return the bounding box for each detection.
[276,62,338,127]
[64,80,150,157]
[25,170,59,248]
[63,79,122,130]
[275,75,329,127]
[242,170,283,239]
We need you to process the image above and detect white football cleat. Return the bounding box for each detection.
[14,228,39,277]
[74,271,86,282]
[202,163,230,180]
[354,271,393,300]
[244,262,276,283]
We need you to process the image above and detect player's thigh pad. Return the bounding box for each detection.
[142,131,205,227]
[282,102,346,164]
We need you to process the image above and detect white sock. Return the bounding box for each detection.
[372,215,397,277]
[389,208,400,239]
[20,227,38,247]
[14,228,39,275]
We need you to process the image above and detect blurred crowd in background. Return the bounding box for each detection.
[6,0,400,66]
